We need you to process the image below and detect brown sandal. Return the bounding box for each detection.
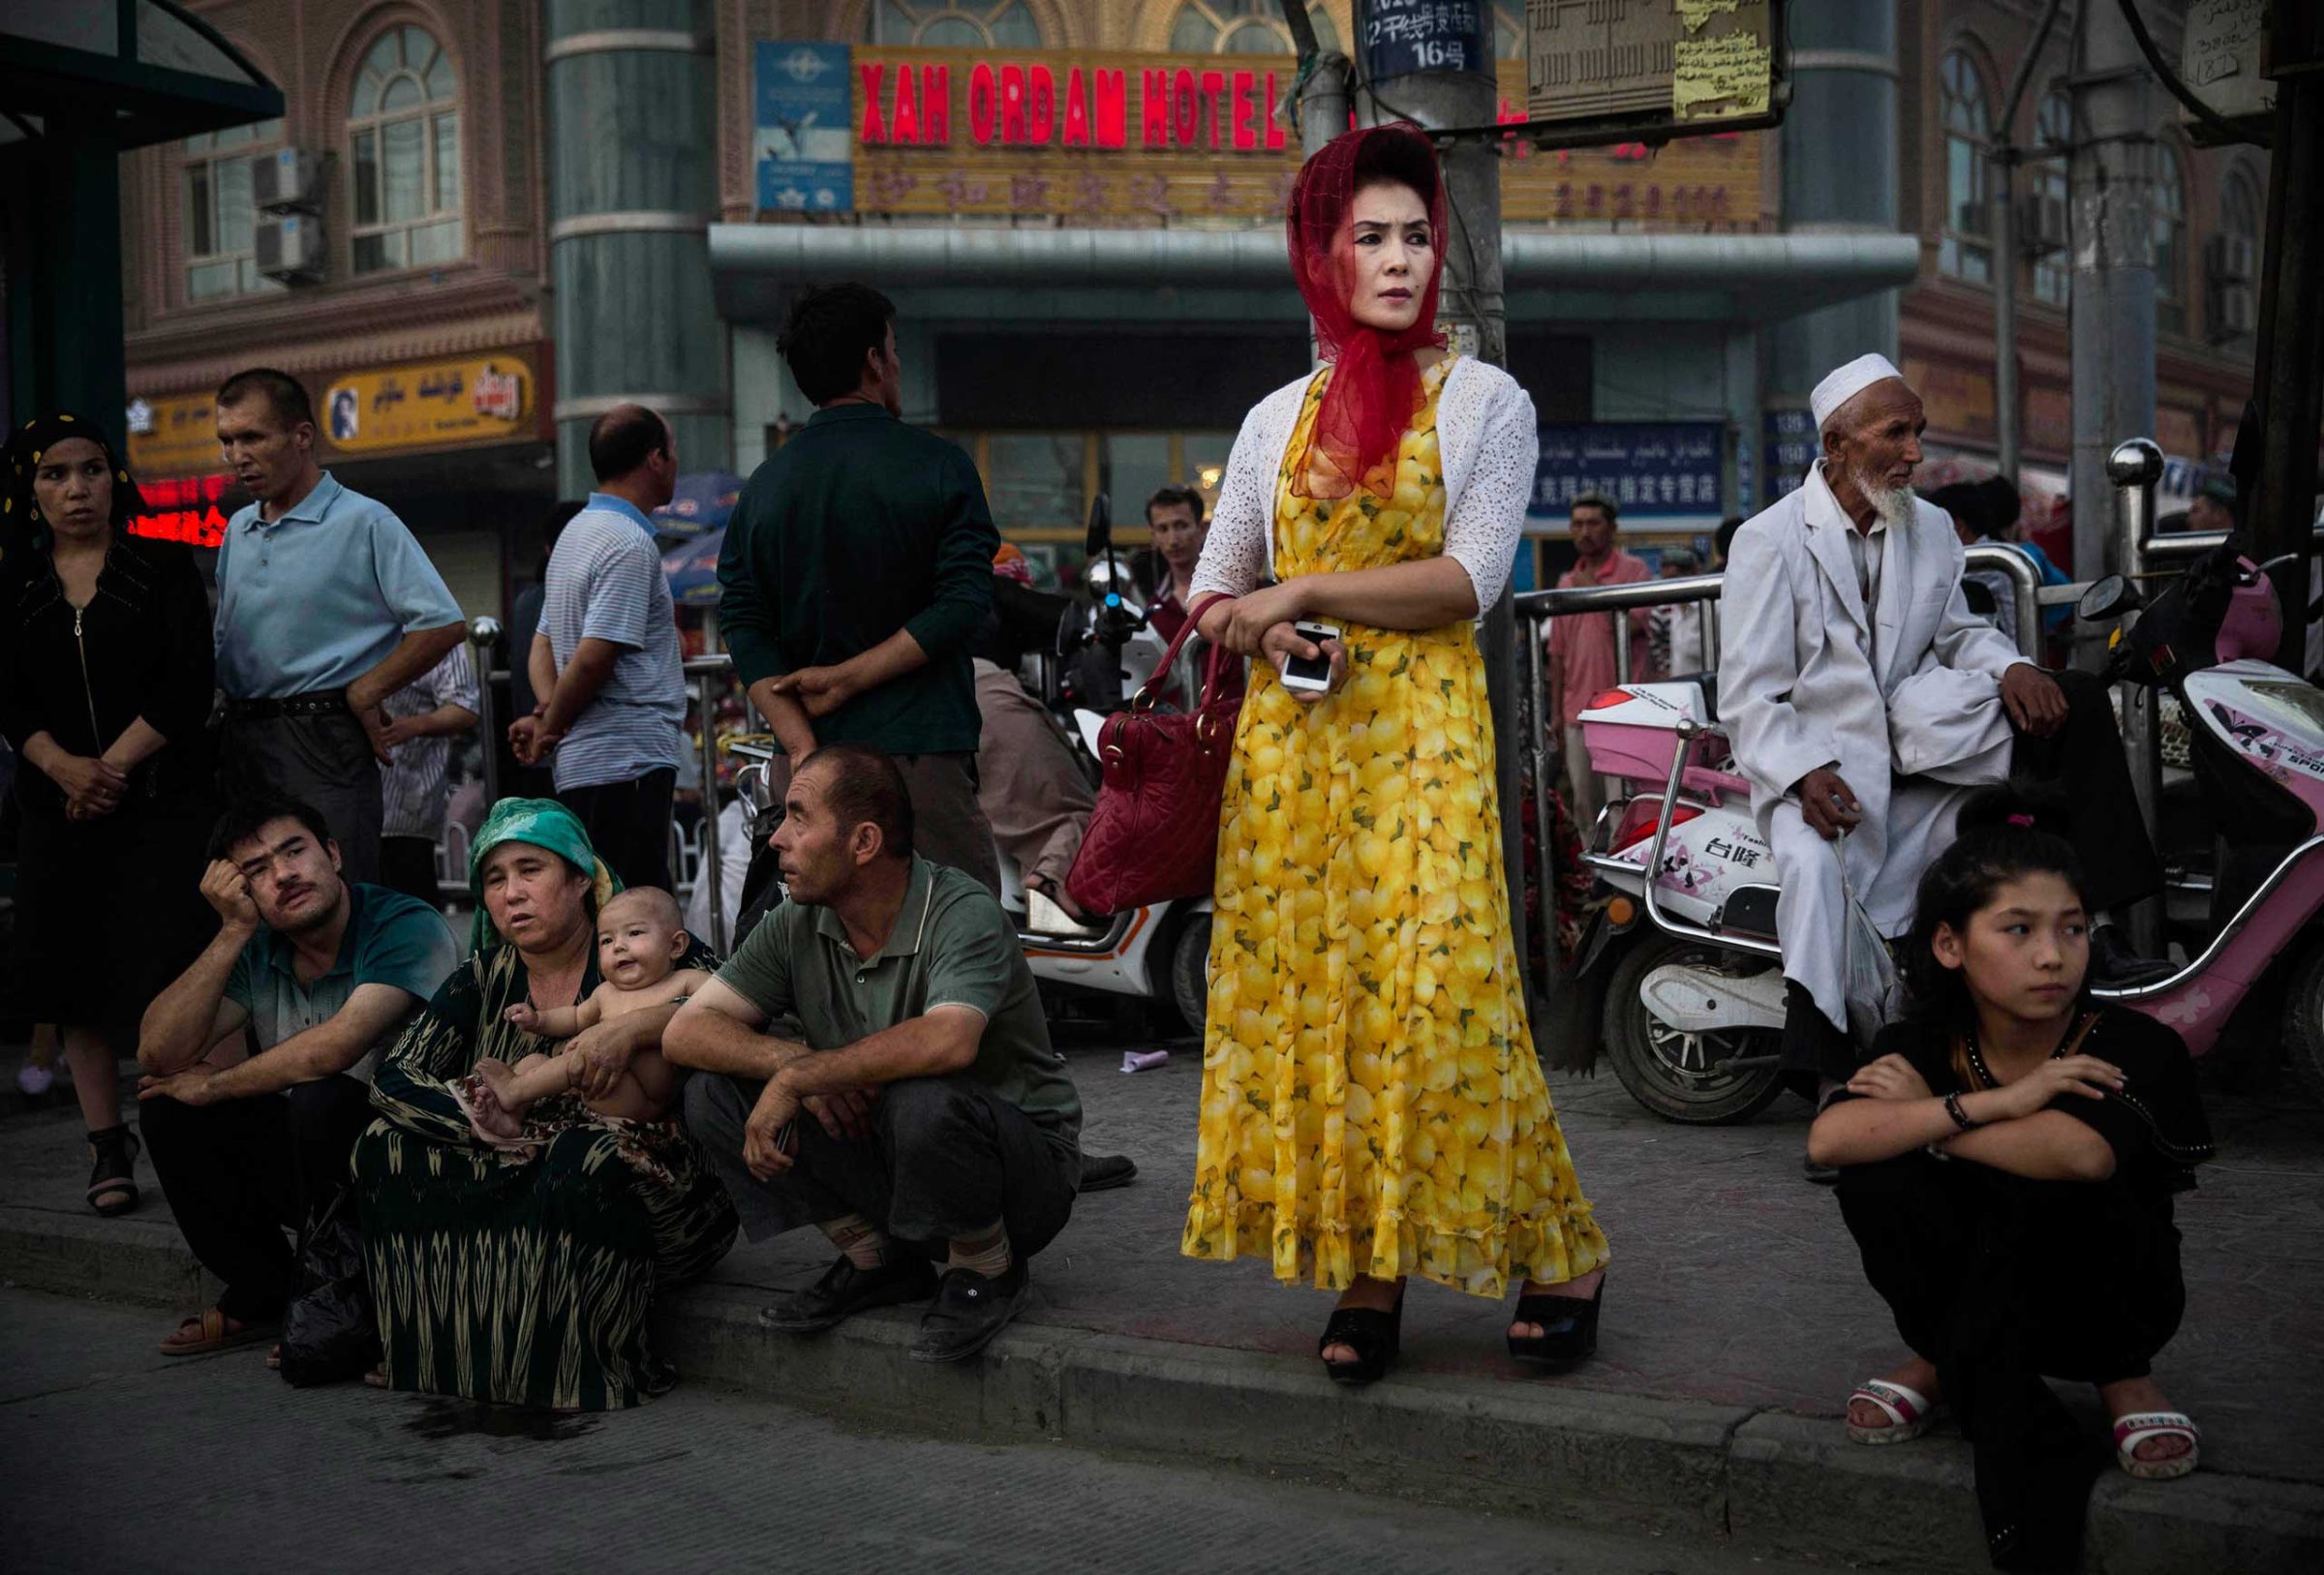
[158,1307,275,1357]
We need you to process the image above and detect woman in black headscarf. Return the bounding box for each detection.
[0,413,217,1214]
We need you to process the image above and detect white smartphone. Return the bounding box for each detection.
[1281,621,1342,693]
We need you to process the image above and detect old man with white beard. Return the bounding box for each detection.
[1718,355,2157,1117]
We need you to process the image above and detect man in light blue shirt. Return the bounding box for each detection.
[213,369,467,886]
[509,405,687,890]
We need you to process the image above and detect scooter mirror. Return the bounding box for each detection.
[2077,575,2144,623]
[1085,492,1113,560]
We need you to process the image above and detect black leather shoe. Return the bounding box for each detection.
[1802,1153,1842,1186]
[758,1254,936,1334]
[1078,1153,1138,1193]
[1507,1280,1603,1372]
[910,1260,1032,1363]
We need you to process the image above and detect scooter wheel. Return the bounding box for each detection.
[1604,934,1788,1125]
[1167,912,1212,1037]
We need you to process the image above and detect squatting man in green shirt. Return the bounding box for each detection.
[666,744,1084,1362]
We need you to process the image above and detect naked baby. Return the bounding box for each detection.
[471,887,709,1136]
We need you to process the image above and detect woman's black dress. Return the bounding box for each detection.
[1833,1008,2215,1569]
[0,535,217,1040]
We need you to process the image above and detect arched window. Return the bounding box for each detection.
[2032,92,2072,308]
[2214,166,2261,344]
[1940,49,1993,284]
[348,24,462,275]
[866,1,1044,45]
[2152,140,2186,335]
[182,117,286,300]
[1170,1,1338,56]
[1493,5,1525,59]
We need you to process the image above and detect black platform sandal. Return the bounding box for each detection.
[1507,1280,1603,1371]
[87,1125,141,1218]
[1318,1290,1405,1385]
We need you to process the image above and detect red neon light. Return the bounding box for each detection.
[1140,69,1169,145]
[999,63,1027,143]
[1062,66,1090,145]
[1263,71,1286,151]
[1026,64,1055,144]
[859,63,887,142]
[129,472,233,548]
[921,64,950,142]
[968,62,995,143]
[891,62,920,143]
[1230,70,1256,150]
[1094,68,1127,148]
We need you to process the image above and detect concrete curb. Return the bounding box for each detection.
[8,1211,2320,1575]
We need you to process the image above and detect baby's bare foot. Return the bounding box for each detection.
[471,1062,527,1138]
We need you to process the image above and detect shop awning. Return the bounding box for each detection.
[709,225,1920,328]
[1,2,283,148]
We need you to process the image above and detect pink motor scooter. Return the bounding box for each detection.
[1569,538,2324,1124]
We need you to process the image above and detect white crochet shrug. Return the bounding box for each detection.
[1188,356,1539,615]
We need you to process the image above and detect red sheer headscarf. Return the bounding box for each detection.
[1286,122,1450,500]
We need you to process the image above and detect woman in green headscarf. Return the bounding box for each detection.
[353,799,736,1410]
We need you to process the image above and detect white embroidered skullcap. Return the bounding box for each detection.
[1810,352,1905,429]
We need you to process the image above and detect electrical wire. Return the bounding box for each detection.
[2114,0,2271,149]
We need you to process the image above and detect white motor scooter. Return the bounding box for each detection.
[1011,495,1217,1032]
[1569,537,2324,1121]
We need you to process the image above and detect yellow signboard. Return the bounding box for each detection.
[125,391,228,479]
[321,352,537,457]
[829,45,1763,230]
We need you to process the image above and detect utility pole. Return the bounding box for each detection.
[1990,0,2066,484]
[2066,2,2158,621]
[2246,7,2324,673]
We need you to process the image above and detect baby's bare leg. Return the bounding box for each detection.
[469,1059,525,1140]
[494,1051,578,1115]
[580,1049,672,1123]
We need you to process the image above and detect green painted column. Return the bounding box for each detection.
[545,0,727,497]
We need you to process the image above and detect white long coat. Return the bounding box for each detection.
[1718,464,2024,1029]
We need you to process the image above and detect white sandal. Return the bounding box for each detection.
[2113,1410,2200,1480]
[1847,1378,1940,1444]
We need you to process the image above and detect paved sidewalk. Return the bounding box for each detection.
[5,1034,2321,1572]
[1,1286,1844,1575]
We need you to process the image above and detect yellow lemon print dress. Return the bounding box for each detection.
[1181,359,1610,1297]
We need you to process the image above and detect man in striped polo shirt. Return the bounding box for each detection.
[510,405,687,891]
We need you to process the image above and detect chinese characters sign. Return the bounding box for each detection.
[1530,422,1728,527]
[755,42,854,212]
[1364,1,1490,78]
[754,42,1763,227]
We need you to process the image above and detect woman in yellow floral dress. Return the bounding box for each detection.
[1180,124,1609,1382]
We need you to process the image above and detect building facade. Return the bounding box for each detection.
[109,2,2262,610]
[116,0,557,620]
[708,1,1917,591]
[1898,0,2264,514]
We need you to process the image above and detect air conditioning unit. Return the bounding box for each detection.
[256,213,325,283]
[2207,231,2256,286]
[2211,281,2256,339]
[251,147,321,212]
[2016,193,2067,257]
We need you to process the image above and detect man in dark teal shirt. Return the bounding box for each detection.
[718,284,1001,894]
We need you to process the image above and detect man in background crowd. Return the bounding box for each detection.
[212,368,467,885]
[504,500,586,802]
[511,407,688,892]
[1546,491,1655,828]
[719,282,1001,895]
[377,642,479,907]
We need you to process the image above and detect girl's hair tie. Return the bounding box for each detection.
[2007,813,2035,828]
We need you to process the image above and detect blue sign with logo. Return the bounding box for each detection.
[755,42,854,213]
[1529,423,1728,528]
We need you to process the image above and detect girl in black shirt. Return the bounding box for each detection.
[1807,789,2213,1570]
